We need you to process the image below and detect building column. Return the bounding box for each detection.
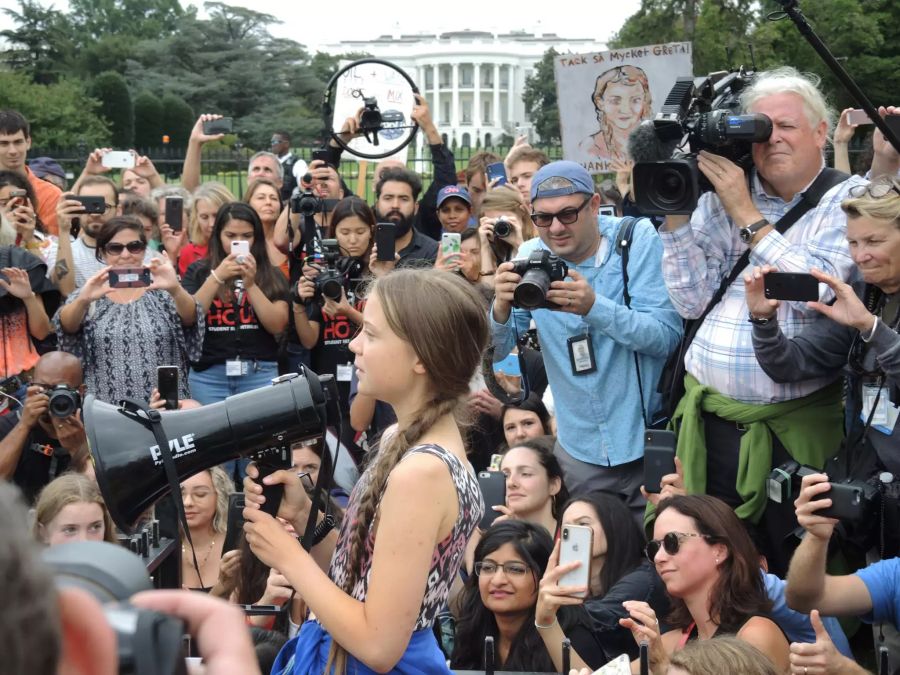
[507,64,515,127]
[451,62,460,130]
[473,62,482,130]
[432,63,440,125]
[493,63,500,130]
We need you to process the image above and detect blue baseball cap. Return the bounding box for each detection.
[437,185,472,208]
[530,160,595,201]
[29,157,66,180]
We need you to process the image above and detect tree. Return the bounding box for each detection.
[160,94,194,147]
[523,48,561,144]
[0,70,109,147]
[133,91,163,150]
[1,0,76,84]
[90,71,134,148]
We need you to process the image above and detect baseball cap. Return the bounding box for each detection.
[29,157,66,180]
[437,185,472,208]
[530,161,595,201]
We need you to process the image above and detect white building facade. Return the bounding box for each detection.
[321,30,607,149]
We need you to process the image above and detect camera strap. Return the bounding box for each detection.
[659,167,849,417]
[119,397,206,588]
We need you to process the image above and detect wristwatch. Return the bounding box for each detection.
[739,218,769,244]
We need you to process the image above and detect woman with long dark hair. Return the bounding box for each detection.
[451,521,604,671]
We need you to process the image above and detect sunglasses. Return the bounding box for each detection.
[530,195,592,228]
[644,531,714,561]
[848,182,900,200]
[104,240,147,255]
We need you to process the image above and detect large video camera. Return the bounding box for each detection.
[312,239,363,305]
[510,250,568,310]
[630,69,772,215]
[291,186,325,217]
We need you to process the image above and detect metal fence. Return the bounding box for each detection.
[28,143,867,201]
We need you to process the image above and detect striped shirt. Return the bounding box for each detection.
[660,167,866,403]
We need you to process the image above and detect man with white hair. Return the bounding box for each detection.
[657,67,887,575]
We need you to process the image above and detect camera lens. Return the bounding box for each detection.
[321,277,343,301]
[653,168,687,206]
[563,529,569,540]
[494,219,512,239]
[514,269,552,310]
[48,389,79,418]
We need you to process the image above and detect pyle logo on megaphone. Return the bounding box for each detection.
[149,433,197,466]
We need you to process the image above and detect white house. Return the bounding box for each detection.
[321,29,607,149]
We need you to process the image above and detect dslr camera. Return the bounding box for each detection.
[510,250,568,310]
[767,460,879,522]
[493,217,513,239]
[46,384,81,418]
[290,187,324,217]
[313,239,363,305]
[632,69,772,215]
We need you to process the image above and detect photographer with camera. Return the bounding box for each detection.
[492,161,681,511]
[0,351,88,503]
[784,473,895,675]
[654,67,898,576]
[478,185,534,278]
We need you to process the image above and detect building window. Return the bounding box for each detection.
[462,132,471,147]
[460,64,473,88]
[481,64,493,88]
[462,100,472,125]
[500,67,509,88]
[484,132,492,148]
[425,69,434,89]
[440,65,451,89]
[483,100,492,125]
[443,101,451,123]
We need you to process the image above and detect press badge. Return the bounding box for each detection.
[226,358,249,377]
[336,363,353,382]
[567,333,596,375]
[862,383,900,432]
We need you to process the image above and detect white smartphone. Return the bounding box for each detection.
[101,150,136,169]
[231,240,250,258]
[441,232,461,257]
[598,205,616,217]
[592,654,631,674]
[846,109,873,126]
[558,524,592,598]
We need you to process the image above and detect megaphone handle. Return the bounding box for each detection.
[256,463,285,518]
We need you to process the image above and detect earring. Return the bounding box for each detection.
[715,557,720,565]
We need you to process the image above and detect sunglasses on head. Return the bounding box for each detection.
[104,240,147,255]
[644,531,714,561]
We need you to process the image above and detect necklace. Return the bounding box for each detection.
[182,536,217,568]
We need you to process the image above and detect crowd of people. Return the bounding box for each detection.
[2,64,900,675]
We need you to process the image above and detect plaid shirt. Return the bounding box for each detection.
[660,167,866,404]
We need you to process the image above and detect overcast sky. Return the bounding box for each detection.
[0,0,643,51]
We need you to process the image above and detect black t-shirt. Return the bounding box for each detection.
[182,261,289,369]
[306,278,365,412]
[0,412,71,505]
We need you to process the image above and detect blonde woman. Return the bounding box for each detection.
[478,185,534,277]
[33,472,117,546]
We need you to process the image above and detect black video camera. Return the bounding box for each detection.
[767,460,879,522]
[510,250,568,310]
[47,384,81,418]
[359,94,383,135]
[290,187,324,217]
[632,69,772,215]
[313,239,363,305]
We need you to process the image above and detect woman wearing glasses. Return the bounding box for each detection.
[620,494,790,673]
[747,176,900,480]
[55,216,203,404]
[451,520,605,671]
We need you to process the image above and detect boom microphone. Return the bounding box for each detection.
[627,120,681,163]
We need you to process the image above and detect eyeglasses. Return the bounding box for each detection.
[104,240,147,255]
[848,182,900,200]
[644,531,714,561]
[473,561,530,577]
[530,196,592,228]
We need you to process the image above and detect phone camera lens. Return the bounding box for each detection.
[562,529,569,540]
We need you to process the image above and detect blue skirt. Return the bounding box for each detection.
[271,619,451,675]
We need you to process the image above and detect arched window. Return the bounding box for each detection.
[462,132,471,147]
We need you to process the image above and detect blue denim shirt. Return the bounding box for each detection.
[490,215,682,466]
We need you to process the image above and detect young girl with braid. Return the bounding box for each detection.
[242,268,488,673]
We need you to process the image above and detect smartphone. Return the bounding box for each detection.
[764,272,819,302]
[592,654,631,675]
[221,493,246,554]
[165,196,184,233]
[101,150,135,170]
[157,366,179,411]
[202,117,233,135]
[73,195,106,214]
[885,114,900,137]
[441,232,461,257]
[644,430,677,494]
[6,188,26,207]
[237,604,283,616]
[559,524,592,597]
[846,109,872,126]
[812,482,871,520]
[231,240,250,260]
[477,470,506,531]
[311,149,332,167]
[488,453,503,471]
[492,353,521,377]
[486,161,508,186]
[598,204,617,217]
[108,267,151,288]
[374,222,396,262]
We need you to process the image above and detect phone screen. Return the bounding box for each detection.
[441,233,461,256]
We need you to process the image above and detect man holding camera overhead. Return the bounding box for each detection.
[491,161,681,512]
[0,351,89,503]
[655,67,900,575]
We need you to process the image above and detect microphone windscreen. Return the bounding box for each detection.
[628,121,671,163]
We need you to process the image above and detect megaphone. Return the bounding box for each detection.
[84,371,327,534]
